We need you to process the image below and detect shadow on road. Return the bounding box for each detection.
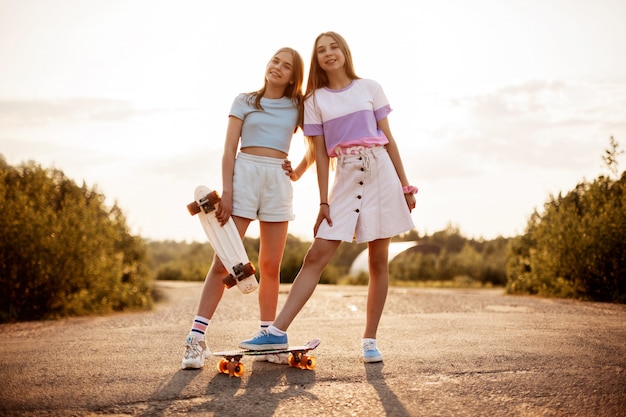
[365,362,412,417]
[235,362,319,417]
[139,369,208,416]
[141,362,320,416]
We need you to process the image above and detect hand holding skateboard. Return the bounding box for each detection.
[187,185,258,294]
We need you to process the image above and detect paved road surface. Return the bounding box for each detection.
[1,281,625,416]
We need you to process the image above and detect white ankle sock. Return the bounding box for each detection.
[268,325,286,336]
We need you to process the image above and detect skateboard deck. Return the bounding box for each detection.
[187,185,258,294]
[212,339,321,377]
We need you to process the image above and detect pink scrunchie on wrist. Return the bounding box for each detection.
[402,185,418,194]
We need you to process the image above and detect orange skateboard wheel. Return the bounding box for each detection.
[243,262,256,277]
[222,274,237,288]
[302,355,316,370]
[187,201,201,216]
[207,190,220,205]
[217,359,230,374]
[232,362,245,377]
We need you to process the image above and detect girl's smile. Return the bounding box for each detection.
[316,35,345,71]
[265,51,294,88]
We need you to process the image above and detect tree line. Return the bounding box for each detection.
[147,227,509,288]
[1,137,623,322]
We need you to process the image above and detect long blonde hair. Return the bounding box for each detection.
[304,32,359,167]
[305,32,359,99]
[247,47,305,131]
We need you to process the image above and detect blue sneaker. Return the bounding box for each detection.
[239,329,288,351]
[362,339,383,363]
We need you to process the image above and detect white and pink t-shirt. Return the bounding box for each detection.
[303,79,392,157]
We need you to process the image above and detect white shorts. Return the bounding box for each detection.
[316,145,415,243]
[232,152,294,222]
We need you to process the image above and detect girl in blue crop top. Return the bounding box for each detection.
[181,47,313,369]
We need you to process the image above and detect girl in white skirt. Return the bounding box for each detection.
[240,32,418,362]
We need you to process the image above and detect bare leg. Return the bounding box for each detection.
[195,255,227,320]
[363,238,390,339]
[257,221,289,322]
[196,216,251,319]
[272,238,341,331]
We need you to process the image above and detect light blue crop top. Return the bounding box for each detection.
[229,93,298,154]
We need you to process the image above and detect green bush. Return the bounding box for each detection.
[506,167,626,302]
[386,229,508,286]
[0,158,153,322]
[148,241,215,281]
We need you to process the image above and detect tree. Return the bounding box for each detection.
[0,158,153,322]
[602,135,623,177]
[506,137,626,302]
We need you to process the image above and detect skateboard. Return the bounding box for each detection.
[212,339,321,377]
[187,185,258,294]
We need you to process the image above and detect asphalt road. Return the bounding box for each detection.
[1,281,625,416]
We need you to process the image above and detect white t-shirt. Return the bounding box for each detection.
[303,79,392,157]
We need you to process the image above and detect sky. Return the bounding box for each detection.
[1,0,625,243]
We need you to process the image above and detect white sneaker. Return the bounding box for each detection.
[267,353,290,364]
[254,352,290,364]
[181,336,208,369]
[362,339,383,363]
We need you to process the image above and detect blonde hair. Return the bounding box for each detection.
[305,32,359,98]
[247,47,305,132]
[303,32,358,167]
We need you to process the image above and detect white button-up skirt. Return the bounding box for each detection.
[315,145,415,243]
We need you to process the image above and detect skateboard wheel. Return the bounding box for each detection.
[288,354,316,370]
[288,354,301,368]
[243,262,256,277]
[207,190,221,205]
[287,355,298,368]
[187,201,201,216]
[222,274,237,288]
[303,355,316,370]
[217,359,230,374]
[232,363,245,378]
